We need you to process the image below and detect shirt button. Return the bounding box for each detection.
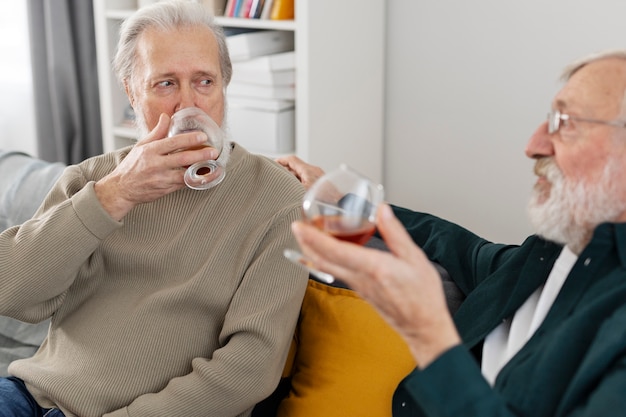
[401,402,406,407]
[584,258,591,266]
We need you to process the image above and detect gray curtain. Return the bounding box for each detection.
[27,0,103,164]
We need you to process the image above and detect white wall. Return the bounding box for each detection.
[0,2,37,156]
[384,0,626,243]
[5,1,626,243]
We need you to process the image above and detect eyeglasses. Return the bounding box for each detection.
[547,109,626,134]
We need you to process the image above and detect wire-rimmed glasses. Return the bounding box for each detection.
[547,109,626,135]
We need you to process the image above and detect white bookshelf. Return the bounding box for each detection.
[93,0,385,182]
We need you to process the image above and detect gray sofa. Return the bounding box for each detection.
[0,150,65,376]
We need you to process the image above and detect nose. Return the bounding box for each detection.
[176,84,198,112]
[525,120,555,160]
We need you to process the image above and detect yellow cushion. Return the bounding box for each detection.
[277,279,417,417]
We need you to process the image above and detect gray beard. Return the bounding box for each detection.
[527,157,625,254]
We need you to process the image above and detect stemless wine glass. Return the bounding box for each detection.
[168,107,226,190]
[284,164,385,283]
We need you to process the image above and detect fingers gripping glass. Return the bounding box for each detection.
[547,109,626,135]
[169,107,226,190]
[284,164,384,283]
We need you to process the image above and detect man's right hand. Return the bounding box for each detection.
[94,113,218,221]
[291,203,462,369]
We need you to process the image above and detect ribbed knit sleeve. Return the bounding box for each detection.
[0,160,122,322]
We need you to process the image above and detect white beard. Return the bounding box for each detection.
[133,103,150,139]
[527,157,626,254]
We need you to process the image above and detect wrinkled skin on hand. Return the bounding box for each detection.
[276,155,326,191]
[291,203,462,368]
[94,113,218,221]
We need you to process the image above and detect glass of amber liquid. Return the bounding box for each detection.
[168,107,226,190]
[284,164,384,283]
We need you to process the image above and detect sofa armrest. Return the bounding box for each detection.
[0,150,65,230]
[0,150,66,376]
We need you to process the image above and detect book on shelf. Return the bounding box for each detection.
[226,30,294,61]
[221,0,294,21]
[260,0,274,19]
[239,0,253,18]
[269,0,294,20]
[232,0,244,17]
[201,0,227,16]
[248,0,265,19]
[248,0,265,18]
[261,0,275,20]
[228,82,295,100]
[231,51,295,72]
[224,0,237,16]
[231,68,295,86]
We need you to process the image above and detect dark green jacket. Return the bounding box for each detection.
[389,206,626,417]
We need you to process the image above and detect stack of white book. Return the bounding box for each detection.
[225,30,296,154]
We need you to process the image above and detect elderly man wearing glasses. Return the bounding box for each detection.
[279,49,626,417]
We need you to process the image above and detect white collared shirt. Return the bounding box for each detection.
[481,246,578,385]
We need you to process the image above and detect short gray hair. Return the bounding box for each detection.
[561,49,626,81]
[561,49,626,118]
[113,0,232,89]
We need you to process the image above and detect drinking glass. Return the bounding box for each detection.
[284,164,385,283]
[168,107,226,190]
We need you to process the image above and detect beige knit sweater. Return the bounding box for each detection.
[0,144,308,417]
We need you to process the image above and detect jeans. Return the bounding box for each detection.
[0,377,65,417]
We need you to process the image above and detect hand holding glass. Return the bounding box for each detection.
[168,107,226,190]
[284,164,384,283]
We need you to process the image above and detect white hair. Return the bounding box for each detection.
[113,0,232,89]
